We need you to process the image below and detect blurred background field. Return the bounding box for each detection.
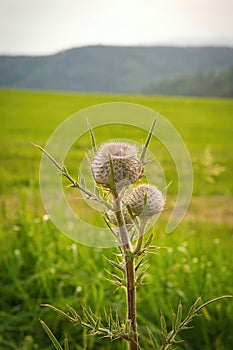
[0,89,233,349]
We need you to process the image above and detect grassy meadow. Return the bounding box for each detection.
[0,89,233,350]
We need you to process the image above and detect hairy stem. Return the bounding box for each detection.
[113,195,139,350]
[125,256,138,350]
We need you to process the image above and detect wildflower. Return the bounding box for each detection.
[91,142,143,190]
[123,184,164,218]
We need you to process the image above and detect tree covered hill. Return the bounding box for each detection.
[0,45,232,94]
[142,65,233,97]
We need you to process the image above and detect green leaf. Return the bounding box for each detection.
[41,304,77,323]
[135,257,146,272]
[108,307,113,331]
[143,233,154,249]
[82,306,98,326]
[145,327,160,349]
[105,269,123,284]
[94,316,101,331]
[103,256,125,272]
[136,270,146,285]
[140,117,157,163]
[175,302,183,330]
[87,120,97,153]
[40,320,63,350]
[160,312,167,337]
[171,310,176,331]
[64,335,69,350]
[195,295,233,314]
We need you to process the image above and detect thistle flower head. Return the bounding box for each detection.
[123,184,165,218]
[91,142,143,190]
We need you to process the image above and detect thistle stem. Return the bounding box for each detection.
[113,195,139,350]
[125,256,138,350]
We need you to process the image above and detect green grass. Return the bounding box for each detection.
[0,89,233,349]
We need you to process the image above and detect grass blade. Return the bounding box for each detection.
[64,335,69,350]
[40,320,63,350]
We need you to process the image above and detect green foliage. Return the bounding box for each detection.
[142,66,233,97]
[0,89,233,349]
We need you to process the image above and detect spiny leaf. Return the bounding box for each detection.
[146,327,160,349]
[34,143,113,210]
[108,307,113,331]
[126,205,138,229]
[41,304,77,323]
[87,120,97,153]
[195,295,233,314]
[135,257,146,272]
[115,309,121,329]
[143,233,154,249]
[40,320,63,350]
[105,269,123,284]
[175,302,182,330]
[160,312,168,337]
[66,304,79,319]
[83,306,98,326]
[103,255,125,272]
[94,316,101,331]
[103,215,118,238]
[64,335,69,350]
[171,310,176,331]
[33,143,64,173]
[136,269,148,285]
[140,117,157,163]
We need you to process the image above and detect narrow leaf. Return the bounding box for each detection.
[175,302,183,330]
[94,316,101,331]
[64,336,69,350]
[104,256,125,272]
[140,117,157,162]
[87,120,97,152]
[83,306,98,325]
[33,143,63,173]
[40,320,63,350]
[41,304,77,323]
[160,312,167,336]
[171,310,176,330]
[143,233,154,248]
[66,304,79,320]
[105,269,123,283]
[135,257,146,272]
[195,295,233,314]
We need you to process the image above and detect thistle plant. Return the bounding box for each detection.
[35,118,232,350]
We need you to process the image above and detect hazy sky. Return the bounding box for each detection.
[0,0,233,55]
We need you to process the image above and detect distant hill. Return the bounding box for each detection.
[142,66,233,97]
[0,45,233,94]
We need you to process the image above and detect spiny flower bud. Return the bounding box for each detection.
[123,184,165,218]
[91,142,143,190]
[107,208,133,226]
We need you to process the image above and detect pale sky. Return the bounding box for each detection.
[0,0,233,55]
